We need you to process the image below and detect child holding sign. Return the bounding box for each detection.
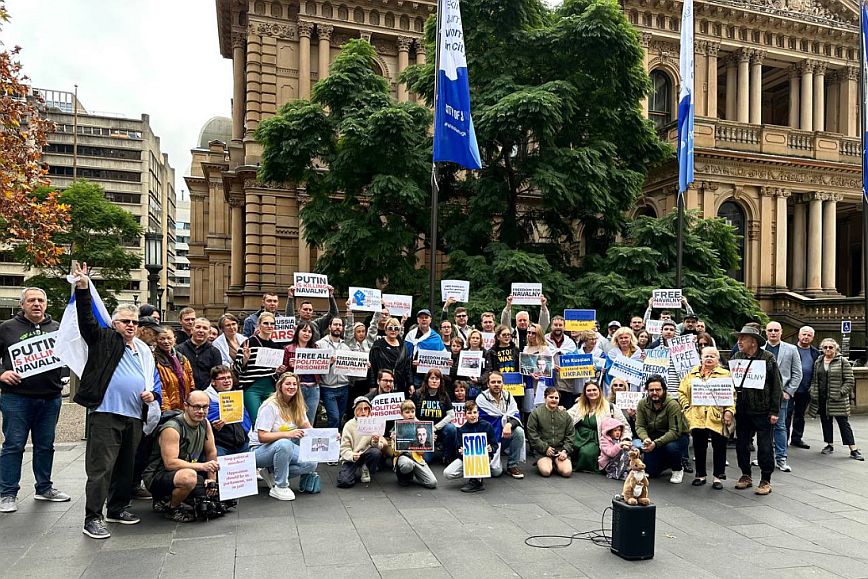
[443,401,497,492]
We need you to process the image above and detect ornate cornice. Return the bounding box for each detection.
[297,20,314,38]
[249,19,297,39]
[317,24,333,41]
[397,36,414,52]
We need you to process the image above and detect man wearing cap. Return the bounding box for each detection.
[731,325,782,496]
[137,316,161,348]
[405,309,446,387]
[337,397,390,487]
[762,321,802,473]
[680,313,699,336]
[606,321,621,340]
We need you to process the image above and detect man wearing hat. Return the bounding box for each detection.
[731,325,782,496]
[606,321,621,340]
[404,309,446,389]
[679,313,699,336]
[336,396,391,487]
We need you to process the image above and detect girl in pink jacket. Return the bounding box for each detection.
[598,416,632,479]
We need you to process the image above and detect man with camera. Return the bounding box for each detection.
[142,390,219,523]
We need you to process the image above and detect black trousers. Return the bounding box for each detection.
[336,447,382,488]
[735,408,774,482]
[85,413,142,520]
[818,398,855,446]
[786,391,811,443]
[691,428,727,478]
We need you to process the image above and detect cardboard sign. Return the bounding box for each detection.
[395,420,434,452]
[645,319,663,335]
[298,428,340,462]
[292,348,332,375]
[481,332,495,350]
[462,432,491,478]
[357,417,386,436]
[510,283,542,305]
[652,289,682,309]
[452,402,466,427]
[669,335,700,378]
[272,316,296,342]
[441,280,470,303]
[293,272,330,298]
[415,349,452,373]
[348,287,382,312]
[218,391,244,424]
[690,378,735,406]
[254,347,285,368]
[615,390,643,411]
[9,331,62,379]
[370,392,406,420]
[642,347,670,380]
[457,350,483,378]
[502,372,524,397]
[217,452,258,501]
[563,310,596,332]
[608,355,644,386]
[729,359,767,390]
[558,353,595,379]
[333,350,369,378]
[519,353,553,378]
[382,294,412,318]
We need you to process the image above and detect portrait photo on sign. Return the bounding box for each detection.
[310,437,330,452]
[395,420,434,452]
[519,353,553,378]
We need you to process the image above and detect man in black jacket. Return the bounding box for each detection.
[176,318,223,391]
[0,287,71,513]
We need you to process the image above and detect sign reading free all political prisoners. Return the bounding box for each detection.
[10,332,62,379]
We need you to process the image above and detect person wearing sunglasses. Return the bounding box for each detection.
[70,262,163,540]
[809,338,863,461]
[367,318,413,396]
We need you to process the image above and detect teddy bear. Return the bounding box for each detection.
[622,449,650,506]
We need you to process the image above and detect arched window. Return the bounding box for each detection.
[648,70,672,129]
[635,205,658,219]
[718,201,746,282]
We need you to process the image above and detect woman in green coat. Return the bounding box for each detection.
[808,338,863,461]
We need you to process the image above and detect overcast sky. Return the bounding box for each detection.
[4,0,233,199]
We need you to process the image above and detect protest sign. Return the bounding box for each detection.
[272,316,296,342]
[669,335,700,378]
[293,273,330,298]
[292,348,332,375]
[533,383,547,406]
[348,287,382,312]
[481,332,495,350]
[690,378,735,406]
[728,359,767,390]
[558,353,595,379]
[370,392,405,420]
[519,353,553,378]
[502,372,525,397]
[382,294,412,318]
[462,432,491,478]
[9,331,62,379]
[615,390,644,411]
[510,283,542,305]
[642,347,670,380]
[298,428,340,462]
[357,417,386,436]
[441,280,470,303]
[395,420,434,452]
[457,350,483,378]
[217,452,258,501]
[645,319,663,335]
[608,355,644,387]
[652,289,682,309]
[333,350,369,378]
[452,402,466,427]
[563,310,596,332]
[218,391,244,424]
[415,349,452,373]
[254,348,284,368]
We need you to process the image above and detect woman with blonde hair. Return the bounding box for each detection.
[602,326,642,395]
[252,373,318,500]
[567,381,632,472]
[522,323,553,414]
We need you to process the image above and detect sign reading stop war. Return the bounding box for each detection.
[10,331,62,379]
[293,273,330,298]
[462,432,491,478]
[652,289,682,309]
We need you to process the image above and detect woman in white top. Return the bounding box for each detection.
[213,313,248,366]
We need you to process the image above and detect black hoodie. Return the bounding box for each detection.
[0,312,62,398]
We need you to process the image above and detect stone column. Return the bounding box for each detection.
[749,50,765,124]
[725,55,737,120]
[842,65,858,137]
[244,191,261,290]
[229,195,245,289]
[774,189,790,290]
[813,61,826,132]
[806,192,824,295]
[640,33,652,116]
[826,72,839,134]
[397,36,413,102]
[298,20,314,99]
[737,49,751,123]
[245,34,262,137]
[822,194,840,295]
[791,196,806,291]
[788,64,800,129]
[416,41,426,65]
[706,42,719,119]
[231,32,246,140]
[297,190,311,273]
[317,25,333,83]
[800,60,814,131]
[695,40,708,116]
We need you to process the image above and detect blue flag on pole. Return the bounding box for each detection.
[677,0,695,196]
[861,3,868,200]
[433,0,482,169]
[55,281,111,379]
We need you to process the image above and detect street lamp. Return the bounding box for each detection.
[144,232,162,310]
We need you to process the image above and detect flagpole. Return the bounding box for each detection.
[676,0,694,292]
[429,0,443,312]
[676,193,684,289]
[861,1,868,348]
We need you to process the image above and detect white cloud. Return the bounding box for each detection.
[3,0,233,196]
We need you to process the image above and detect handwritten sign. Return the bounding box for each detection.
[272,316,296,342]
[563,310,596,332]
[615,390,643,411]
[254,347,285,368]
[218,391,244,424]
[510,283,542,305]
[9,331,62,379]
[441,280,470,303]
[293,272,329,298]
[217,452,258,500]
[652,289,682,309]
[382,294,412,318]
[642,347,670,380]
[558,353,595,379]
[452,402,466,427]
[462,432,491,478]
[645,319,663,335]
[333,350,369,378]
[481,332,495,350]
[608,355,644,387]
[502,372,524,397]
[669,335,700,378]
[729,359,767,390]
[370,392,405,420]
[416,349,452,373]
[357,417,386,436]
[293,348,332,375]
[349,287,382,312]
[457,350,483,378]
[690,378,735,406]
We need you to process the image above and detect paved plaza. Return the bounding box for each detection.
[2,416,868,579]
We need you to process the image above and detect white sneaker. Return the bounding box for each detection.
[776,459,792,472]
[259,468,275,489]
[670,470,684,484]
[360,466,371,484]
[750,459,759,467]
[0,496,17,513]
[269,486,296,501]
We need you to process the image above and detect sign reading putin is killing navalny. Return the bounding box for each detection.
[10,332,62,379]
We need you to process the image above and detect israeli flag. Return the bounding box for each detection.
[55,279,112,379]
[432,0,482,170]
[861,3,868,200]
[677,0,695,195]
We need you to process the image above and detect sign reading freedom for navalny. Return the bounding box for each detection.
[10,331,62,379]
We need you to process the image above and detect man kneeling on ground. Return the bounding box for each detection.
[142,391,219,522]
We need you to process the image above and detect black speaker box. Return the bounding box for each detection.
[609,499,655,560]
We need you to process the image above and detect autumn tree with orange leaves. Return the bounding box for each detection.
[0,1,69,265]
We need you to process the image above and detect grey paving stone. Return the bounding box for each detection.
[370,550,442,572]
[81,547,166,579]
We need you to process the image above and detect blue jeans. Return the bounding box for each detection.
[425,422,459,463]
[216,442,250,457]
[499,426,526,469]
[301,384,320,426]
[320,385,349,429]
[0,393,62,497]
[642,434,689,478]
[774,398,789,461]
[254,439,317,487]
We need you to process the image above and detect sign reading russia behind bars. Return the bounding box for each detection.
[10,331,62,379]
